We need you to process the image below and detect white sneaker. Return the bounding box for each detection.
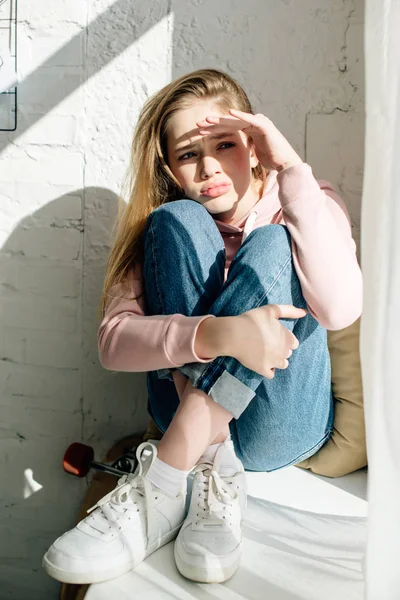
[174,441,247,583]
[43,442,186,584]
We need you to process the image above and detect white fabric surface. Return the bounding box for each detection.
[86,466,367,600]
[361,1,400,598]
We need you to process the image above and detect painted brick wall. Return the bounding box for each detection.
[0,1,364,597]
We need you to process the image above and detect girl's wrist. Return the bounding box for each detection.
[277,156,303,172]
[194,316,236,359]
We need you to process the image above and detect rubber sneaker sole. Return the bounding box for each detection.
[174,538,242,584]
[43,524,182,584]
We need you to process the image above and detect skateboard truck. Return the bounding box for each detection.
[63,442,138,478]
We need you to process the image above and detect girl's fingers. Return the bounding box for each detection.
[196,117,218,126]
[229,108,258,124]
[278,359,289,370]
[195,115,248,130]
[196,111,267,133]
[196,116,226,127]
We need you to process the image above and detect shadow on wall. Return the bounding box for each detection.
[0,188,147,599]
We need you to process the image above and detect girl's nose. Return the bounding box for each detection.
[200,156,222,179]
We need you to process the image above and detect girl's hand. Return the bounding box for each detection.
[196,109,303,172]
[228,304,307,379]
[194,304,307,379]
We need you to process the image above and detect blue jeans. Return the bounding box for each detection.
[143,199,334,471]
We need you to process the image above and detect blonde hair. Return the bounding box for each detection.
[98,68,267,320]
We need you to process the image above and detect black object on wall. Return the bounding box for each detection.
[0,0,17,131]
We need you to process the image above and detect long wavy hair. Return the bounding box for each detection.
[98,68,267,320]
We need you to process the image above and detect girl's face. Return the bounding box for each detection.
[166,99,261,223]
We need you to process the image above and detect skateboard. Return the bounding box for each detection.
[59,419,163,600]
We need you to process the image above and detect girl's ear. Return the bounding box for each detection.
[248,137,259,169]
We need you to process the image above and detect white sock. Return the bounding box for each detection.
[146,457,190,498]
[198,438,242,476]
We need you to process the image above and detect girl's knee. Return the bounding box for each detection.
[247,224,292,253]
[146,199,224,256]
[231,224,293,285]
[150,198,207,222]
[145,199,202,242]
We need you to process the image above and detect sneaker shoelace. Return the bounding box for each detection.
[85,442,158,540]
[192,462,238,527]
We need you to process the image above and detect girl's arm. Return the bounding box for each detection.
[277,163,363,330]
[98,266,306,379]
[97,264,217,372]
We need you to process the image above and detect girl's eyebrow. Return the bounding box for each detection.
[175,132,235,154]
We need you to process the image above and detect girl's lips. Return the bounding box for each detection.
[201,183,231,198]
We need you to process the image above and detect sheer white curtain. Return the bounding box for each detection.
[361,1,400,598]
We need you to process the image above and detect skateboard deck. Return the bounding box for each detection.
[59,419,163,600]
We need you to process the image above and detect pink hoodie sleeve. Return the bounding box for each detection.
[277,163,363,330]
[97,263,215,372]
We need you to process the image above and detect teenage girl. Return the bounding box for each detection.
[43,68,363,586]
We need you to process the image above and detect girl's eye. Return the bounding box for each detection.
[178,142,235,161]
[179,151,196,161]
[219,142,235,150]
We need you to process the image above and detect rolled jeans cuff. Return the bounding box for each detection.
[156,367,176,381]
[179,361,255,420]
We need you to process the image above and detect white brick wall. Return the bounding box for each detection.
[0,1,364,597]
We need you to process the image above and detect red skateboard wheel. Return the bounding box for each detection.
[63,442,94,477]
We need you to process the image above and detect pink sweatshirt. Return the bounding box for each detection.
[98,163,363,373]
